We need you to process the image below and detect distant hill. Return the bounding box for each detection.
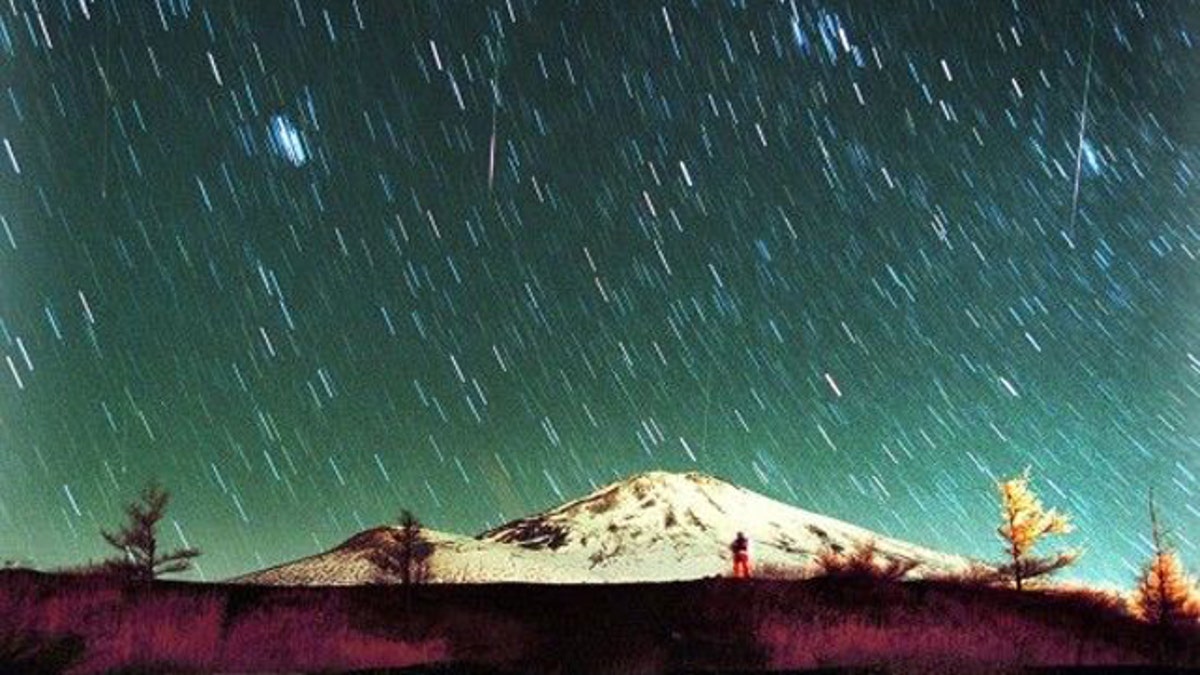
[236,470,977,584]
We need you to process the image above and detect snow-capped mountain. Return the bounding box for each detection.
[234,527,589,585]
[478,471,972,580]
[234,471,975,585]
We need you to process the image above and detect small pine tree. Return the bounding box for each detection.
[100,483,200,581]
[1131,491,1200,628]
[995,469,1078,590]
[369,509,434,585]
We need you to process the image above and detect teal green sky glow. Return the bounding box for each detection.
[1,1,1198,586]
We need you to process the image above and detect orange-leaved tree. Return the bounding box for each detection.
[995,469,1078,590]
[1130,490,1200,628]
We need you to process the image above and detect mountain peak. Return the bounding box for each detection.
[483,470,733,540]
[474,469,975,581]
[237,469,977,585]
[621,470,728,487]
[585,470,736,504]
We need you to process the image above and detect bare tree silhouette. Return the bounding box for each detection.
[100,483,200,581]
[369,509,433,585]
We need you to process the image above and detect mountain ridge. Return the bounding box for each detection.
[234,470,978,585]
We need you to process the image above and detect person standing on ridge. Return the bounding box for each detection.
[730,531,751,578]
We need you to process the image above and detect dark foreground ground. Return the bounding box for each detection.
[3,569,1200,674]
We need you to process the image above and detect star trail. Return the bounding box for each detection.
[1,0,1199,585]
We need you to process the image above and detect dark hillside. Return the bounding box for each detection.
[2,569,1197,674]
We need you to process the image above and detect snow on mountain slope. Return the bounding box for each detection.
[234,527,598,585]
[478,471,973,581]
[235,471,976,585]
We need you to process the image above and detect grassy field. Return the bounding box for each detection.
[2,568,1198,674]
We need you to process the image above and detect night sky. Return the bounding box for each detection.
[2,0,1199,586]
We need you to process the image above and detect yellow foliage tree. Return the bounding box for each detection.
[996,469,1078,590]
[1131,492,1200,627]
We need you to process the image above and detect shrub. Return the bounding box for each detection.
[754,562,809,581]
[807,541,920,581]
[927,562,1003,587]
